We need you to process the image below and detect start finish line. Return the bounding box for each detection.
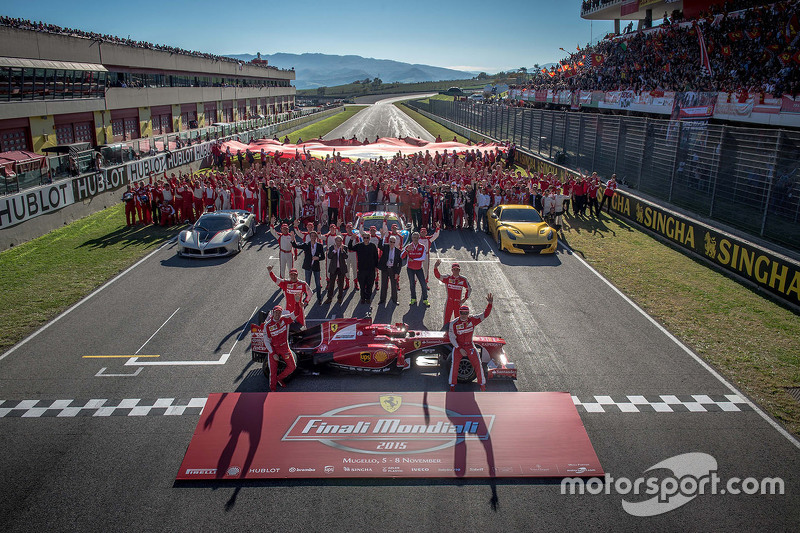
[176,392,603,480]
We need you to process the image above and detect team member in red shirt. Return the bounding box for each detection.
[598,174,618,216]
[433,259,472,329]
[586,174,600,218]
[448,293,493,392]
[419,224,440,285]
[261,305,297,392]
[402,232,429,306]
[267,265,311,326]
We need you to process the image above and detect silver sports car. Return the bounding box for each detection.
[177,210,255,258]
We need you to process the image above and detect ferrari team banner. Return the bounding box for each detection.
[176,392,604,480]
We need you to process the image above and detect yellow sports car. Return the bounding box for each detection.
[487,204,557,254]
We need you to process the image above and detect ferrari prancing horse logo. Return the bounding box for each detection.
[413,340,421,349]
[380,395,402,413]
[330,323,338,333]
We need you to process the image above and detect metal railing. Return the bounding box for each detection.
[2,107,339,195]
[408,99,800,251]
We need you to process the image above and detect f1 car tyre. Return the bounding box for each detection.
[439,352,483,383]
[457,357,477,383]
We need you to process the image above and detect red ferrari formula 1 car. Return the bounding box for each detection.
[250,317,517,385]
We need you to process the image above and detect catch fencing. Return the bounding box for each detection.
[407,99,800,251]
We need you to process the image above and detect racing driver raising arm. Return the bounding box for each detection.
[268,265,312,327]
[262,305,297,392]
[448,293,493,392]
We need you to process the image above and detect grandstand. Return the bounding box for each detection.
[0,17,296,158]
[507,0,800,127]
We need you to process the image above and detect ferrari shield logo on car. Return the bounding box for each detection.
[330,323,338,333]
[413,340,421,349]
[379,395,402,413]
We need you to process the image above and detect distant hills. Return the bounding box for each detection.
[227,53,477,90]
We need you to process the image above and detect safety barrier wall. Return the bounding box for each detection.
[0,106,344,247]
[406,100,800,310]
[407,99,800,252]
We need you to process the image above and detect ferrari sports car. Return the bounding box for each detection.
[487,204,557,254]
[251,316,516,385]
[177,210,255,257]
[355,211,411,246]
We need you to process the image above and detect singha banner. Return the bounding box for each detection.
[610,191,800,307]
[177,392,603,479]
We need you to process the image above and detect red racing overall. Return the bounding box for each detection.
[269,270,311,326]
[448,301,492,390]
[262,311,297,392]
[434,264,472,328]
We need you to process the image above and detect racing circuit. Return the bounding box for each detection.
[1,95,798,531]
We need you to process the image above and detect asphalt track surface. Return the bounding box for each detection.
[2,98,799,532]
[323,94,436,142]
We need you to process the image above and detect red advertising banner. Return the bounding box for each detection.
[177,392,603,480]
[671,91,718,121]
[621,0,639,17]
[781,95,800,114]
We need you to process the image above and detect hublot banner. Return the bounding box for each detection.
[0,142,216,229]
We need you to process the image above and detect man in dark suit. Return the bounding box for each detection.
[377,235,403,305]
[325,235,348,304]
[291,230,325,301]
[348,231,380,304]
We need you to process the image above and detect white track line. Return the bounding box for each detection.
[95,367,143,378]
[559,242,800,450]
[125,306,258,367]
[135,308,180,355]
[0,239,175,364]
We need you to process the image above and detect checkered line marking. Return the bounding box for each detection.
[572,394,752,413]
[0,398,207,418]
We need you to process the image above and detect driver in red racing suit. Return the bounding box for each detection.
[268,265,312,326]
[262,305,297,392]
[448,293,493,392]
[433,259,472,329]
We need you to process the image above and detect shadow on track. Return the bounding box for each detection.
[78,224,178,250]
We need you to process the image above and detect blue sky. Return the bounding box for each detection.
[0,0,613,72]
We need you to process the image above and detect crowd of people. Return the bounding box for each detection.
[123,139,616,235]
[0,16,289,71]
[527,0,800,96]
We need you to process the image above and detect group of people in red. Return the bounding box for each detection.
[122,139,615,235]
[260,249,494,393]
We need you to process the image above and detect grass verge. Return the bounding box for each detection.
[393,102,471,143]
[0,204,176,352]
[560,213,800,437]
[285,106,367,143]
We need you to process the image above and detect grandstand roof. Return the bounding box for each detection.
[582,0,685,21]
